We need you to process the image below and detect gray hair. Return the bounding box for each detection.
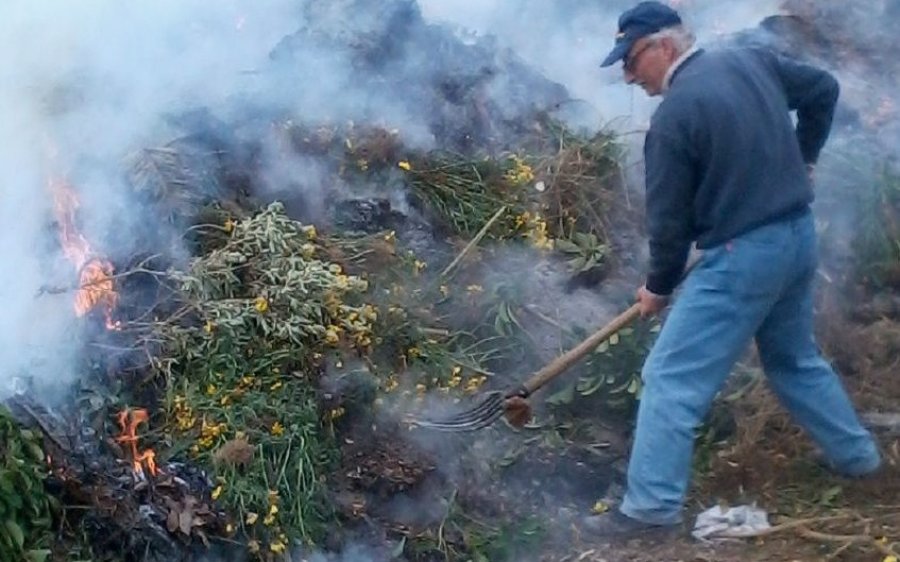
[646,24,696,55]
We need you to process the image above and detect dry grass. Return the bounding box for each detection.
[685,304,900,561]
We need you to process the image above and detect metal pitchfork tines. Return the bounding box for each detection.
[411,390,508,431]
[410,301,643,432]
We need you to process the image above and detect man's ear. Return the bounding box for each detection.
[660,37,678,60]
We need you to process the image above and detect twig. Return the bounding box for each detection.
[522,304,574,337]
[440,205,507,278]
[618,160,632,210]
[797,526,900,558]
[35,254,167,298]
[741,514,855,537]
[825,540,855,560]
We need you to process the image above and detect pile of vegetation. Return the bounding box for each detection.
[34,94,900,562]
[88,117,644,561]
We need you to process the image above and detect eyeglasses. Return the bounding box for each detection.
[623,40,656,73]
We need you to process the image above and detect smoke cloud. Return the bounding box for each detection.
[0,0,309,398]
[418,0,782,129]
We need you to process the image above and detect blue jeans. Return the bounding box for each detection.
[620,210,881,525]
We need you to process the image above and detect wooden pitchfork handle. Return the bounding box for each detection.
[509,255,700,399]
[510,302,642,399]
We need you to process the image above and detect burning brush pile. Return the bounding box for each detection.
[2,4,638,561]
[26,121,631,561]
[12,127,629,562]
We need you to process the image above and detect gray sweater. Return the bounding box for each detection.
[644,47,838,295]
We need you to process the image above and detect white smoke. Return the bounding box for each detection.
[417,0,782,128]
[0,0,305,396]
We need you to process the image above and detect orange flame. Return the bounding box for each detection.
[49,177,119,329]
[116,408,159,478]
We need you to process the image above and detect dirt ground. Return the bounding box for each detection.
[326,298,900,562]
[557,311,900,562]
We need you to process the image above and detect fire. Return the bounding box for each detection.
[116,408,159,478]
[49,177,119,328]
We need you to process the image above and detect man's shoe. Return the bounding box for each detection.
[811,450,883,479]
[581,510,679,541]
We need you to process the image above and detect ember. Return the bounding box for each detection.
[49,177,119,329]
[116,408,159,478]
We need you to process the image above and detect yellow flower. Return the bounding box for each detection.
[325,326,341,345]
[223,218,235,233]
[464,375,487,393]
[211,485,223,500]
[270,381,283,391]
[516,211,531,227]
[413,260,427,274]
[203,320,214,334]
[267,490,279,505]
[504,155,534,186]
[591,500,610,514]
[407,347,421,359]
[254,297,269,313]
[245,512,259,525]
[397,160,412,171]
[270,540,287,554]
[383,230,396,243]
[271,421,284,436]
[302,224,317,240]
[225,523,234,534]
[206,384,216,396]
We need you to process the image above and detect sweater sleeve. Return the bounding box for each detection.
[643,118,696,296]
[767,51,839,164]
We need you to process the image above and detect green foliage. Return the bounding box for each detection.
[546,320,660,415]
[0,407,54,562]
[149,203,376,553]
[854,164,900,287]
[406,153,530,238]
[554,231,608,275]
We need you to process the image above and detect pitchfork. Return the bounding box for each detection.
[410,300,644,431]
[411,258,699,432]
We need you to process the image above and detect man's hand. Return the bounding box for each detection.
[635,285,670,317]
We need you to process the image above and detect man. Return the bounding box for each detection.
[586,1,882,538]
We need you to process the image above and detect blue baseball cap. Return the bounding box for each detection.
[600,1,682,67]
